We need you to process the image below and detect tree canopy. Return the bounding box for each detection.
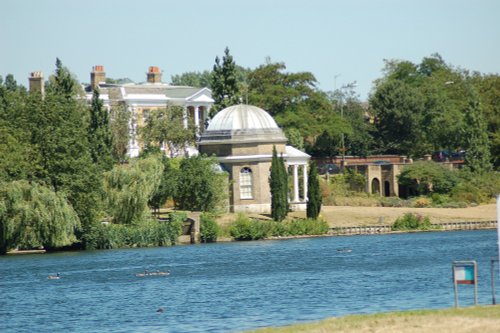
[174,155,227,212]
[140,106,196,157]
[0,181,80,254]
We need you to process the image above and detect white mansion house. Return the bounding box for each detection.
[84,65,214,157]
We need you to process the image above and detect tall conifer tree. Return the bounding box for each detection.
[463,89,492,173]
[89,88,113,171]
[211,47,240,114]
[306,161,322,219]
[270,146,288,222]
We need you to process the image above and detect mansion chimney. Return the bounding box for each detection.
[147,66,162,83]
[90,65,106,89]
[29,71,44,95]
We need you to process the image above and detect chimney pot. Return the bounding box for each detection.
[91,65,106,89]
[29,71,44,95]
[147,66,162,83]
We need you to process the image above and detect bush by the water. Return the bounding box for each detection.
[392,213,434,231]
[229,214,329,241]
[87,212,184,249]
[229,214,273,240]
[200,213,219,243]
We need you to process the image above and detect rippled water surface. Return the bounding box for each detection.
[1,230,498,332]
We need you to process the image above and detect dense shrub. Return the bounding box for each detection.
[412,197,431,208]
[392,213,434,231]
[450,170,500,204]
[344,168,366,192]
[379,196,408,207]
[284,219,329,236]
[398,161,458,195]
[200,213,219,243]
[229,214,273,240]
[430,193,450,206]
[229,214,329,240]
[89,212,184,249]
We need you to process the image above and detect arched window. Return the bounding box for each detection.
[240,167,253,199]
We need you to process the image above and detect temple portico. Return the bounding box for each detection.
[198,104,310,213]
[286,146,310,211]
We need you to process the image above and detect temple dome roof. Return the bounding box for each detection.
[200,104,286,144]
[207,104,279,131]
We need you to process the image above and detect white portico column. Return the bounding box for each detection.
[194,105,200,130]
[302,164,308,201]
[293,164,299,203]
[204,105,211,129]
[183,106,188,129]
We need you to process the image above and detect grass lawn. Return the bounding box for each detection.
[246,306,500,333]
[215,204,497,228]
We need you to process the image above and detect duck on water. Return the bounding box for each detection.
[135,270,170,277]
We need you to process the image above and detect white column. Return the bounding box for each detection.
[302,164,308,201]
[183,106,188,129]
[293,164,299,203]
[205,105,211,129]
[194,105,200,130]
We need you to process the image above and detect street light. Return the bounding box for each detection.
[339,81,357,168]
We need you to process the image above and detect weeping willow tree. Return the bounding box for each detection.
[103,156,164,224]
[0,181,80,254]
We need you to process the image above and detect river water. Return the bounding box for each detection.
[1,230,498,332]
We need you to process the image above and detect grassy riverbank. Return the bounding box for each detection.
[216,204,497,228]
[247,306,500,333]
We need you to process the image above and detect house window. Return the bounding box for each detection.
[240,167,253,199]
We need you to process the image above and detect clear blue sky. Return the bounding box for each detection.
[1,0,499,100]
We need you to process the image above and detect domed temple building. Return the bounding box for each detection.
[198,105,310,213]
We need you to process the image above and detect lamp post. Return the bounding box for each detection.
[339,81,357,168]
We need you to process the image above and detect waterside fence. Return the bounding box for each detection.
[330,220,498,236]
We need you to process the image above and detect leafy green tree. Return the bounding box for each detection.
[4,74,22,92]
[211,47,240,114]
[28,59,102,245]
[0,181,80,254]
[110,102,130,162]
[462,89,492,173]
[370,78,427,156]
[148,155,179,215]
[369,54,484,158]
[46,58,83,97]
[333,88,374,157]
[269,146,288,222]
[309,130,340,158]
[104,156,163,224]
[473,74,500,169]
[174,155,227,212]
[306,161,322,219]
[171,70,213,88]
[0,84,33,181]
[88,88,114,171]
[105,77,134,84]
[284,128,304,151]
[247,61,342,147]
[140,106,195,157]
